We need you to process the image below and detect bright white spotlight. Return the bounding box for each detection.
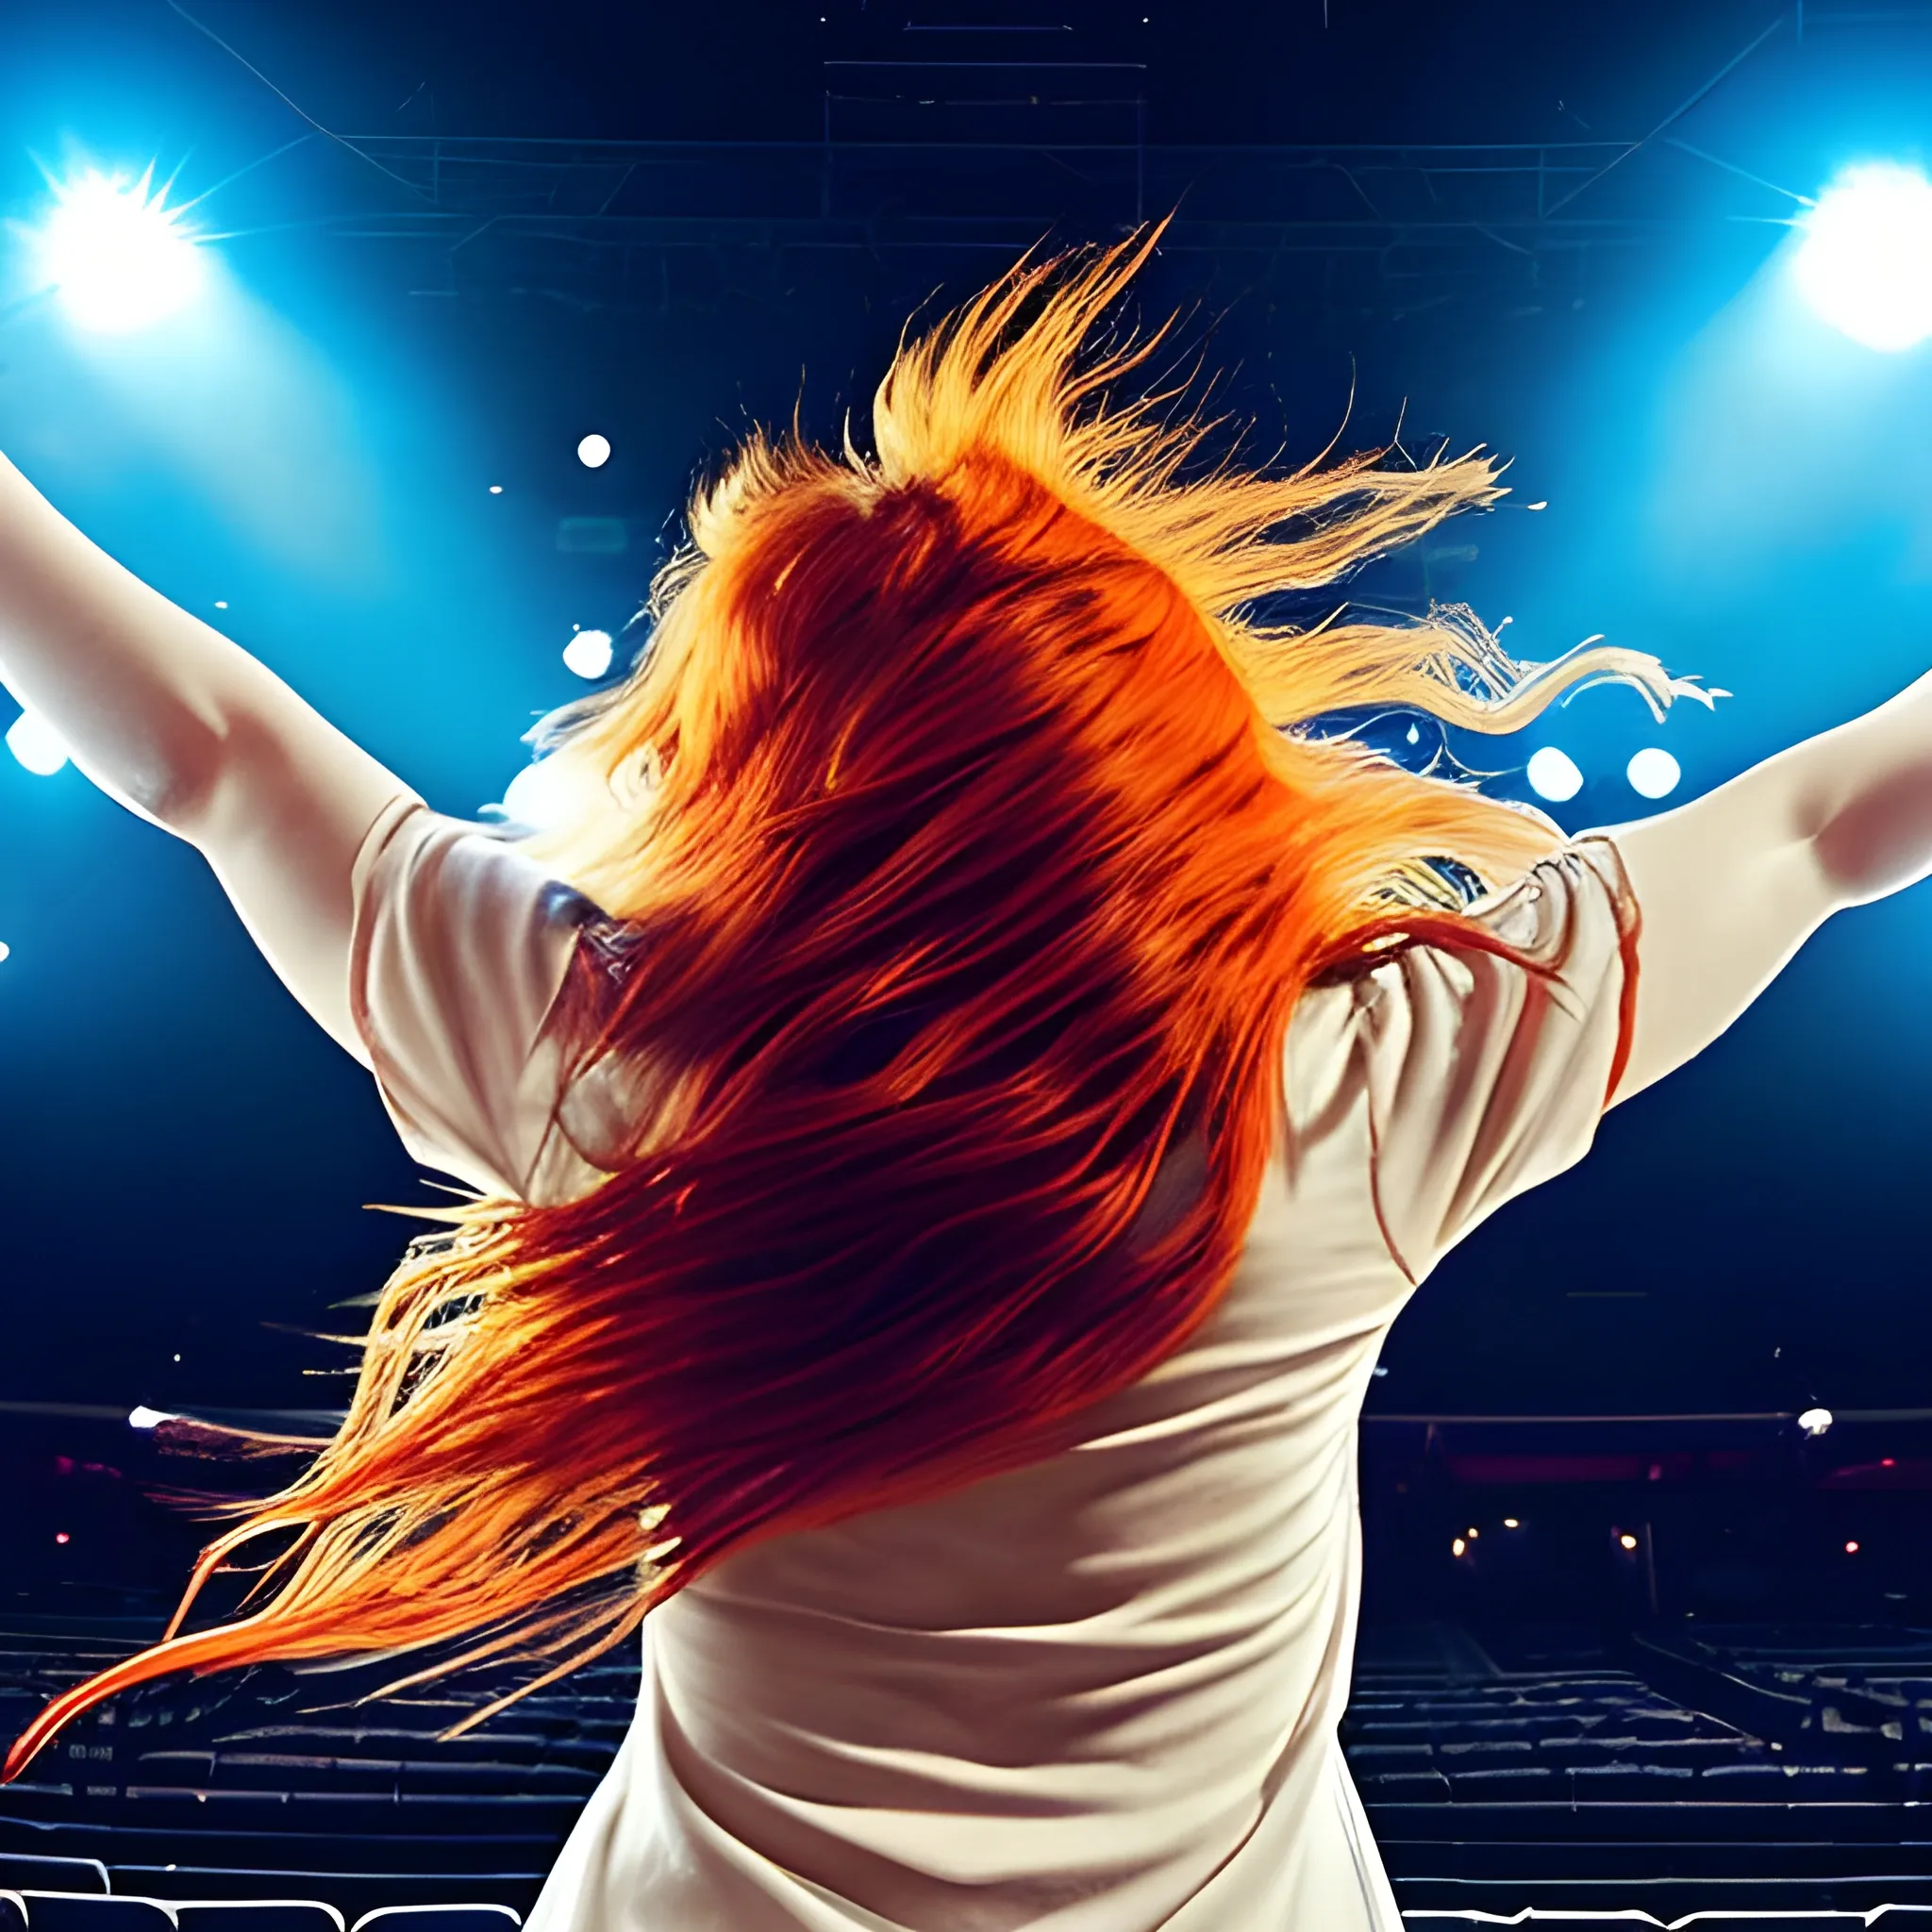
[562,627,614,679]
[577,433,612,469]
[1799,1406,1835,1438]
[35,165,204,335]
[1626,747,1681,800]
[7,709,69,776]
[1794,162,1932,352]
[1525,745,1583,803]
[126,1405,176,1430]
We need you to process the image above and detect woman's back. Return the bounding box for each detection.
[355,805,1634,1931]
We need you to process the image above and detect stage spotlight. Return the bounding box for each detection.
[1799,1406,1834,1437]
[0,942,10,964]
[577,433,612,469]
[1794,162,1932,353]
[1525,745,1583,803]
[1451,1537,1467,1558]
[7,709,69,776]
[562,627,615,679]
[126,1405,175,1430]
[1846,1540,1861,1554]
[1618,1532,1640,1551]
[36,165,204,335]
[1626,747,1681,799]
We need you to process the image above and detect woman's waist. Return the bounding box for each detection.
[649,1547,1355,1809]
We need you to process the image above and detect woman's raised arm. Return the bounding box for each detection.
[0,453,415,1062]
[1607,666,1932,1103]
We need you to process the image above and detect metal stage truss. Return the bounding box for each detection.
[208,131,1804,317]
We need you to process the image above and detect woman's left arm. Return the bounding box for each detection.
[1607,664,1932,1103]
[0,453,414,1061]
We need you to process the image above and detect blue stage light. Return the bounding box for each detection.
[35,165,203,334]
[1794,162,1932,353]
[1525,745,1583,803]
[6,708,69,776]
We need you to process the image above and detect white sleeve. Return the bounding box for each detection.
[1353,839,1639,1282]
[349,799,600,1202]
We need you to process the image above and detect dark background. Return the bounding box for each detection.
[0,0,1927,1447]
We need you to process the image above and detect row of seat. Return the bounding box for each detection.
[1356,1760,1915,1802]
[0,1897,518,1932]
[1404,1912,1932,1928]
[1344,1663,1777,1804]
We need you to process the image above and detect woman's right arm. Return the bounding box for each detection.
[0,453,415,1060]
[1607,665,1932,1102]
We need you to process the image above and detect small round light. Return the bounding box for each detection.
[7,709,70,776]
[1619,1532,1640,1552]
[562,628,615,679]
[1526,745,1584,803]
[489,484,505,495]
[1846,1541,1861,1554]
[1799,1407,1835,1437]
[1451,1537,1467,1558]
[54,1532,70,1546]
[213,599,228,611]
[1626,747,1681,800]
[127,1406,174,1430]
[577,433,612,469]
[1503,1518,1521,1529]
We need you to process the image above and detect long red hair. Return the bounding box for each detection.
[6,233,1688,1775]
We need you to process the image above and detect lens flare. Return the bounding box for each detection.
[1525,745,1583,803]
[1625,747,1681,800]
[7,709,69,776]
[562,628,615,679]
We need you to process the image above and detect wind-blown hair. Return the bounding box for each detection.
[6,232,1690,1775]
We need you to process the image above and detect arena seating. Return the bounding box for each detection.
[1350,1625,1932,1924]
[14,1613,1932,1924]
[0,1617,634,1924]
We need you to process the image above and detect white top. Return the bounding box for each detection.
[350,799,1635,1932]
